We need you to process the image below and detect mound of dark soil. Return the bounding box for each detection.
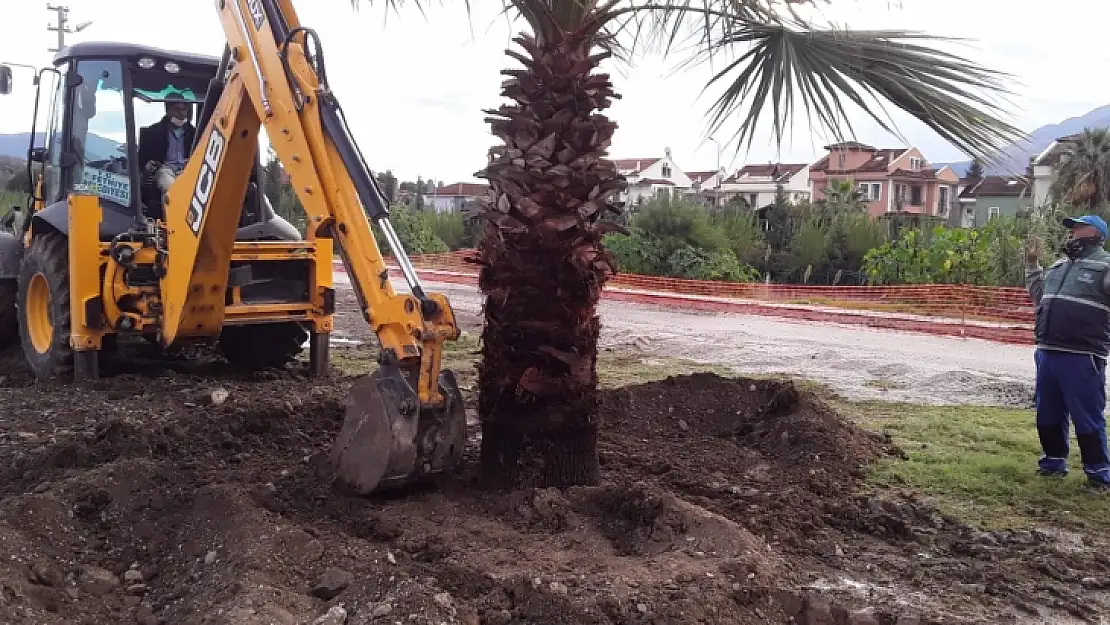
[599,372,898,547]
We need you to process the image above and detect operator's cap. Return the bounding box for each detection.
[1063,215,1109,240]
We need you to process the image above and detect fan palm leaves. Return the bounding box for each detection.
[350,0,1024,165]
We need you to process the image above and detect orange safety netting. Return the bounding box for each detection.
[398,249,1036,327]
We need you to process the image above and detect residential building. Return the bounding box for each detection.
[808,142,958,219]
[1030,133,1081,208]
[425,182,489,213]
[613,147,692,207]
[716,163,810,208]
[685,170,727,205]
[952,175,1032,228]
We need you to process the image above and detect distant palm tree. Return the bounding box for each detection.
[350,0,1023,489]
[823,180,866,213]
[1051,128,1110,214]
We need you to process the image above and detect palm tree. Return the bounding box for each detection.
[965,158,985,182]
[822,180,867,214]
[351,0,1023,489]
[1051,128,1110,214]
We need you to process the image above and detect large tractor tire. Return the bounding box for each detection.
[0,279,17,349]
[17,232,74,378]
[218,322,308,371]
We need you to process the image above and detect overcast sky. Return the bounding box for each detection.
[0,0,1106,184]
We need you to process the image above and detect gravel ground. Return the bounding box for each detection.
[382,278,1038,408]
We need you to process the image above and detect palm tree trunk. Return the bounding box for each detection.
[476,254,604,488]
[474,22,625,490]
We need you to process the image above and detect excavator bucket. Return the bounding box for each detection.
[330,364,467,494]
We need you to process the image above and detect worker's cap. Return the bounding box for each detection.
[1063,215,1109,240]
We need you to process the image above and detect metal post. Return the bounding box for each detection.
[46,4,69,52]
[709,136,722,208]
[309,332,330,377]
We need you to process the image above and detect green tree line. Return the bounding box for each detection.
[601,193,1072,288]
[188,126,1110,288]
[258,183,1070,290]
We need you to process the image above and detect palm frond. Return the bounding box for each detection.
[687,22,1024,167]
[345,0,1022,167]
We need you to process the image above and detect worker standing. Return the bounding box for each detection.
[1025,215,1110,490]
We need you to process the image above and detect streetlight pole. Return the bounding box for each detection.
[708,136,722,208]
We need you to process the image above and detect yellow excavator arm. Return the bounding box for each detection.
[160,0,466,493]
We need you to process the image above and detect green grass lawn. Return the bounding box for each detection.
[844,400,1110,530]
[328,330,1110,531]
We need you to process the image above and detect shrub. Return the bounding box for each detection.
[862,220,1029,287]
[667,246,760,282]
[602,197,762,282]
[427,210,481,250]
[375,203,448,256]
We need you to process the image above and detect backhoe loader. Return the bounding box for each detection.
[0,0,466,494]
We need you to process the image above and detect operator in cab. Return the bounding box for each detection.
[1025,215,1110,491]
[137,92,196,198]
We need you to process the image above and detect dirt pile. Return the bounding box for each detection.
[598,373,897,548]
[1,346,1109,624]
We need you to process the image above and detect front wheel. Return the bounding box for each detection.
[17,232,74,378]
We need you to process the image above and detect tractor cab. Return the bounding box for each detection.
[1,41,298,243]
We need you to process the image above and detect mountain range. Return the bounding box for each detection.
[3,104,1110,176]
[934,104,1110,177]
[0,132,121,164]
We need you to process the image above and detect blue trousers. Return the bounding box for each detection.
[1034,349,1110,482]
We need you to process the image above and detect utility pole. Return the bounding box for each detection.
[46,4,92,53]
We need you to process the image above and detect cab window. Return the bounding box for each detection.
[70,59,130,209]
[132,84,203,132]
[129,61,207,154]
[42,67,65,204]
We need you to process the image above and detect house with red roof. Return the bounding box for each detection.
[716,163,810,209]
[684,170,729,205]
[808,142,959,219]
[613,148,694,207]
[425,182,489,214]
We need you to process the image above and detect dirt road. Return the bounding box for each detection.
[372,279,1036,408]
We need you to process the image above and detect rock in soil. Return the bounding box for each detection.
[29,561,63,588]
[312,606,348,625]
[310,567,353,600]
[122,568,144,584]
[78,567,120,596]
